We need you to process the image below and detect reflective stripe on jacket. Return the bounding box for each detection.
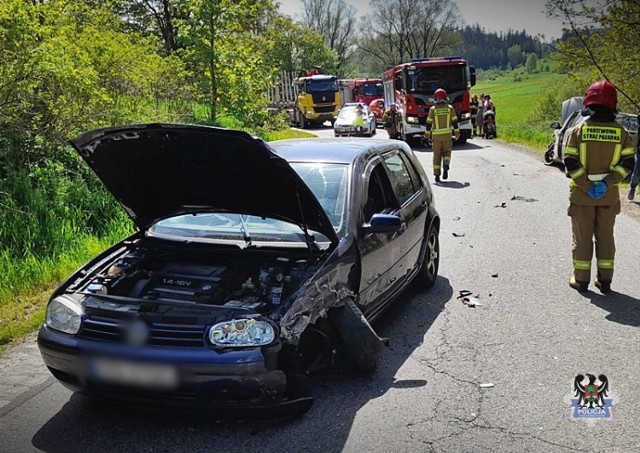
[427,102,459,141]
[564,119,635,206]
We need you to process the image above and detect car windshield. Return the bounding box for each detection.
[290,162,349,232]
[407,66,466,95]
[149,213,330,245]
[362,83,384,97]
[305,79,339,93]
[337,106,367,122]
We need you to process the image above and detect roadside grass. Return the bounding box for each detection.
[474,70,567,152]
[0,126,315,351]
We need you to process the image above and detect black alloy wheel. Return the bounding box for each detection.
[414,222,439,290]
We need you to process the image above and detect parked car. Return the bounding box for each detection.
[544,97,638,166]
[369,98,385,126]
[334,103,377,137]
[38,124,440,417]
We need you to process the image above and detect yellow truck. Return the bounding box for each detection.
[268,70,342,128]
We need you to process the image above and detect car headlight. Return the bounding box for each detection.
[209,319,275,347]
[407,116,419,124]
[45,295,83,335]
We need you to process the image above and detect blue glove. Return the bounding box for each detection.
[587,181,608,199]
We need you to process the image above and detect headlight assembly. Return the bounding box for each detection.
[46,295,83,335]
[209,319,275,347]
[407,116,419,124]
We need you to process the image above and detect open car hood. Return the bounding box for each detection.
[70,124,338,243]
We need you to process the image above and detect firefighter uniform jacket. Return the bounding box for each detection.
[427,102,459,141]
[383,109,401,129]
[564,118,635,206]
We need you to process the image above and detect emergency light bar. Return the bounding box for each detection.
[410,56,463,62]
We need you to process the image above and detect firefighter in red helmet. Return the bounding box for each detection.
[426,88,459,182]
[563,80,635,293]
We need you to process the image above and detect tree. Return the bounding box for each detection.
[507,44,525,67]
[525,52,538,72]
[546,0,640,110]
[301,0,356,76]
[358,0,462,69]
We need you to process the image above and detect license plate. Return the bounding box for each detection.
[90,358,178,390]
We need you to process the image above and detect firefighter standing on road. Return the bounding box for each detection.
[427,89,459,183]
[564,80,635,293]
[383,103,401,139]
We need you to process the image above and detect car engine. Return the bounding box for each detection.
[79,244,314,312]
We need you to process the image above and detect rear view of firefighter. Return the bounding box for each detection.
[383,103,401,139]
[564,80,635,293]
[426,89,459,182]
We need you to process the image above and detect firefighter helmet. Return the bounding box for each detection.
[434,89,447,101]
[584,80,617,111]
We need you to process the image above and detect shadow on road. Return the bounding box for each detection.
[434,181,471,189]
[31,278,454,453]
[586,290,640,327]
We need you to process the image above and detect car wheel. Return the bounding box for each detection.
[544,143,555,165]
[414,222,439,290]
[329,299,383,373]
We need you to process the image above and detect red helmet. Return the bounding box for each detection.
[434,89,447,101]
[584,80,617,110]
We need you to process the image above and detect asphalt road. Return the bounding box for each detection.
[1,126,639,452]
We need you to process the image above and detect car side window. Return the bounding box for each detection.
[398,152,423,192]
[364,163,398,222]
[383,152,416,205]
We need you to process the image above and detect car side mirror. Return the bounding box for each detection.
[366,213,402,233]
[550,122,561,129]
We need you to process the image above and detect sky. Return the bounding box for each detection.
[277,0,565,40]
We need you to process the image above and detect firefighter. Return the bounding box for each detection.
[563,80,635,293]
[426,88,459,182]
[383,103,401,139]
[470,94,479,135]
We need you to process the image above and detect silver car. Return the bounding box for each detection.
[334,103,377,137]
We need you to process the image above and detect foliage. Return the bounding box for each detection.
[546,0,640,111]
[525,53,539,73]
[358,0,463,69]
[301,0,356,77]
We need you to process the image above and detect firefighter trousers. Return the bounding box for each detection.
[432,139,452,176]
[569,203,619,283]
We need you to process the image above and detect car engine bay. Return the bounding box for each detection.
[75,241,318,313]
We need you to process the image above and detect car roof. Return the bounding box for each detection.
[269,138,402,164]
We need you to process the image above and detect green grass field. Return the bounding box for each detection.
[474,69,568,152]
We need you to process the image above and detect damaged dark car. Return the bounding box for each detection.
[37,124,440,417]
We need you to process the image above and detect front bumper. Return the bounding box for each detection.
[37,325,312,415]
[334,124,372,136]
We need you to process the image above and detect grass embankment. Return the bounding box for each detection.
[474,70,566,152]
[0,127,315,351]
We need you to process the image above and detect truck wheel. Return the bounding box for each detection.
[413,222,439,290]
[329,299,383,373]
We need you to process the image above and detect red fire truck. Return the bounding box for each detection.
[341,78,384,106]
[382,56,476,144]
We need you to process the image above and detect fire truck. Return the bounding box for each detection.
[382,56,476,144]
[340,78,384,106]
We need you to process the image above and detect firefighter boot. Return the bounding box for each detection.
[628,186,636,201]
[435,175,441,183]
[569,277,588,292]
[594,280,611,294]
[443,164,449,180]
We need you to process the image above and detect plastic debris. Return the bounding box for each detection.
[491,273,499,278]
[453,216,461,221]
[452,232,465,237]
[494,202,507,208]
[479,383,495,388]
[457,290,483,308]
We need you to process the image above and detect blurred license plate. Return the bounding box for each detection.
[91,358,178,389]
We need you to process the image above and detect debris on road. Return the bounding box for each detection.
[453,216,461,221]
[491,273,499,278]
[457,290,483,308]
[479,383,495,388]
[494,202,507,208]
[511,195,538,202]
[452,232,465,237]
